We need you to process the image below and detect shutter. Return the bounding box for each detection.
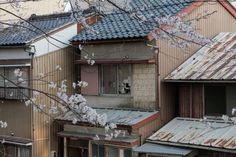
[81,65,99,95]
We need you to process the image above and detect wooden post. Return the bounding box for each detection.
[64,137,67,157]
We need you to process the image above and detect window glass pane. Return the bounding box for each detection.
[92,144,104,157]
[107,146,118,157]
[20,147,30,157]
[102,65,117,94]
[118,64,131,94]
[5,68,17,87]
[124,149,132,157]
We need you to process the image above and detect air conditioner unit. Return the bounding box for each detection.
[51,150,57,157]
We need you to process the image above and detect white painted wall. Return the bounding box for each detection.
[33,23,77,57]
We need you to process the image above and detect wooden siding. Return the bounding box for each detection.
[179,84,204,118]
[32,47,76,157]
[0,100,31,138]
[133,117,161,145]
[157,2,236,124]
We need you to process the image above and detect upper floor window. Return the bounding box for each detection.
[205,85,236,116]
[0,67,29,99]
[100,64,131,95]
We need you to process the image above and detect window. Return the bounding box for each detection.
[0,67,29,99]
[92,144,104,157]
[101,64,131,95]
[124,149,132,157]
[107,146,118,157]
[0,144,31,157]
[205,85,226,116]
[205,85,236,116]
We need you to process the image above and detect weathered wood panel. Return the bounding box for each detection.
[179,83,204,118]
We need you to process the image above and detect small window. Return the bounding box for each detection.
[124,149,132,157]
[101,64,131,95]
[92,144,104,157]
[205,85,226,116]
[0,67,29,99]
[107,146,119,157]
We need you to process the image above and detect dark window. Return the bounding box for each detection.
[205,85,226,116]
[124,149,132,157]
[101,64,131,95]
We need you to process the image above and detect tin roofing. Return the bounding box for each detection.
[165,32,236,82]
[134,143,195,156]
[148,117,236,152]
[71,0,194,42]
[0,135,32,146]
[0,13,75,46]
[56,107,158,126]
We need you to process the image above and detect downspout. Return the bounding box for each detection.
[155,47,160,111]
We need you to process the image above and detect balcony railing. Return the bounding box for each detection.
[0,87,29,100]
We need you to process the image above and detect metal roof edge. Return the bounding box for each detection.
[164,79,236,83]
[146,140,236,154]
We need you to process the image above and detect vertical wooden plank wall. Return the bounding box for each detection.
[32,47,76,157]
[179,83,204,118]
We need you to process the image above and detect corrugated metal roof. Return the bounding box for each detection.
[0,135,32,146]
[134,143,195,156]
[0,13,75,46]
[71,0,194,42]
[56,107,158,126]
[148,117,236,152]
[165,32,236,82]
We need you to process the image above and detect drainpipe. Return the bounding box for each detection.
[154,47,160,111]
[146,43,160,111]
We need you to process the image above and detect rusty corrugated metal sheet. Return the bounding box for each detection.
[148,117,236,151]
[56,108,158,126]
[165,32,236,81]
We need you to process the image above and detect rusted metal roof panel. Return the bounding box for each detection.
[56,107,158,126]
[165,32,236,82]
[148,117,236,151]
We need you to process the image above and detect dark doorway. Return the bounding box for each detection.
[67,139,89,157]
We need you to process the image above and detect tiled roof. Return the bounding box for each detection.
[71,0,194,42]
[0,13,74,46]
[148,117,236,152]
[165,32,236,82]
